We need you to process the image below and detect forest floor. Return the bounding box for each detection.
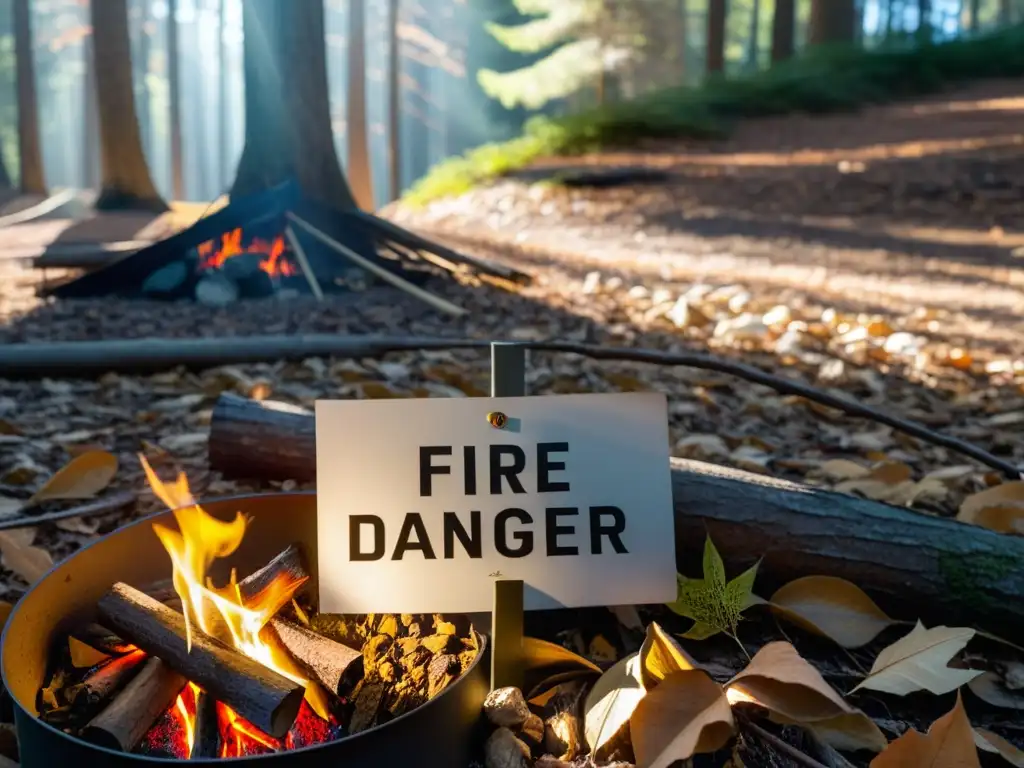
[1,80,1024,766]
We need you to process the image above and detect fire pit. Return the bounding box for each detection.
[2,469,489,765]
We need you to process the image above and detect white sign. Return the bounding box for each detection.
[315,392,676,614]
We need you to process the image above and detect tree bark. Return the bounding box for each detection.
[917,0,933,40]
[14,0,46,194]
[745,0,761,69]
[205,394,1024,636]
[387,0,402,203]
[346,0,376,210]
[89,0,168,211]
[771,0,796,62]
[218,0,230,189]
[167,0,184,201]
[231,0,358,210]
[808,0,857,45]
[969,0,981,31]
[705,0,727,74]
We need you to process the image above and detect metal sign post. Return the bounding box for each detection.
[488,342,526,692]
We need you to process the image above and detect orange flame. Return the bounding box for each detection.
[197,227,296,278]
[140,455,330,725]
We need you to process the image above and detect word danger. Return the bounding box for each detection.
[348,442,629,561]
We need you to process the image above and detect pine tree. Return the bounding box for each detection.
[476,0,642,110]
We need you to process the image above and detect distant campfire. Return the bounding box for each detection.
[196,226,297,279]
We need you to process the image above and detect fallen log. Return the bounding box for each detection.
[97,583,305,738]
[207,393,1024,636]
[0,335,488,378]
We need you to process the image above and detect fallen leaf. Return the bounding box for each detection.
[584,652,646,755]
[55,516,101,535]
[958,504,1024,534]
[869,693,979,767]
[522,636,601,700]
[0,529,55,583]
[159,432,209,452]
[773,711,888,753]
[852,622,982,696]
[819,459,872,480]
[28,451,118,504]
[769,576,896,648]
[630,670,735,767]
[974,728,1024,767]
[967,672,1024,711]
[959,481,1024,519]
[639,621,697,690]
[727,642,879,747]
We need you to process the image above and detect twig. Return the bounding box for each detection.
[283,224,324,301]
[287,212,467,317]
[0,188,77,228]
[524,341,1022,479]
[744,719,831,768]
[0,491,136,530]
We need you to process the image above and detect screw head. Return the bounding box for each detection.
[487,411,508,429]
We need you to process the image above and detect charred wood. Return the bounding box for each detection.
[97,582,304,738]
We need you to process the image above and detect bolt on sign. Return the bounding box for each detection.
[315,393,677,613]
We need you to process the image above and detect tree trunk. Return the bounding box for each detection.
[13,0,46,194]
[346,0,376,210]
[387,0,401,203]
[969,0,981,31]
[998,0,1011,24]
[808,0,857,45]
[705,0,727,74]
[230,0,358,210]
[218,0,230,189]
[90,0,168,211]
[917,0,932,40]
[167,0,184,201]
[771,0,796,62]
[135,0,154,161]
[0,138,11,188]
[745,0,761,69]
[83,33,99,190]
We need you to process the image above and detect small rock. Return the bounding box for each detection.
[485,727,531,768]
[484,686,531,728]
[581,271,602,294]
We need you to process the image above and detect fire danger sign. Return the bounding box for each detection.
[315,392,676,614]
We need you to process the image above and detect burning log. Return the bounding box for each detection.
[71,623,135,656]
[237,543,308,609]
[191,690,221,759]
[265,618,362,696]
[64,649,147,713]
[207,393,1024,636]
[97,583,305,738]
[81,658,187,752]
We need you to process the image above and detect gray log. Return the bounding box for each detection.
[208,393,1024,637]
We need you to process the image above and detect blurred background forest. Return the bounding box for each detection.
[0,0,1022,210]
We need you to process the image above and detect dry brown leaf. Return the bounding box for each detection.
[630,670,735,767]
[726,642,877,740]
[974,728,1024,767]
[772,711,887,753]
[958,505,1024,534]
[584,652,646,755]
[959,482,1024,517]
[0,600,12,628]
[28,450,118,504]
[967,672,1024,711]
[852,622,982,696]
[869,693,980,767]
[0,529,55,583]
[769,575,896,648]
[639,621,698,690]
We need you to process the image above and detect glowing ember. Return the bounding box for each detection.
[197,227,296,278]
[140,456,330,728]
[219,703,280,758]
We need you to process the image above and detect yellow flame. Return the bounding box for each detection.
[141,455,331,721]
[176,690,195,756]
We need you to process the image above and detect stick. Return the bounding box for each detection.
[71,623,136,656]
[1,491,136,531]
[0,188,77,228]
[205,394,1024,635]
[81,658,187,752]
[64,649,147,710]
[744,720,830,768]
[287,212,468,317]
[97,583,305,738]
[237,543,308,607]
[0,335,488,378]
[191,690,221,759]
[283,224,324,301]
